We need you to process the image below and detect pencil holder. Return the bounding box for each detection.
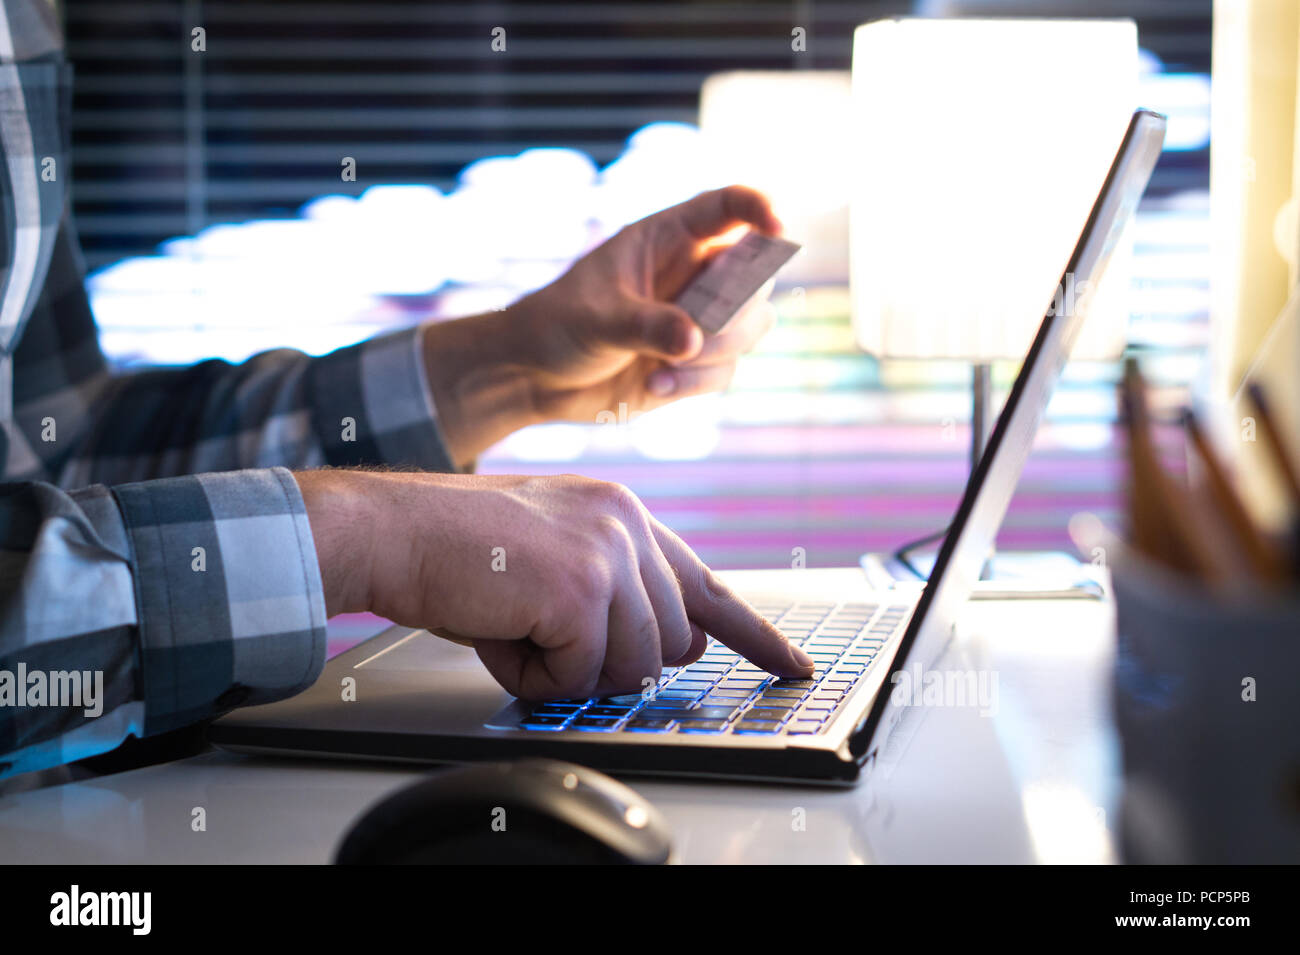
[1111,556,1300,863]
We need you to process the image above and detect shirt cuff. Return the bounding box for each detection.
[306,323,459,472]
[109,467,327,735]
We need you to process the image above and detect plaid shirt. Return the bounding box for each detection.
[0,1,455,777]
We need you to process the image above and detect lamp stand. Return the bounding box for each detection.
[860,360,1103,600]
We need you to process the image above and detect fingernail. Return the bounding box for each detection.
[647,369,676,397]
[660,319,684,355]
[789,645,815,672]
[666,320,702,357]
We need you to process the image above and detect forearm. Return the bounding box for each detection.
[293,467,378,617]
[419,310,544,470]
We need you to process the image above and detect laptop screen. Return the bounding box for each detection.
[852,109,1168,760]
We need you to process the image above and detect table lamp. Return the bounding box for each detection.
[850,17,1139,583]
[699,69,854,284]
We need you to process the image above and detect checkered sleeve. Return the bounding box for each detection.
[0,466,326,778]
[77,321,459,480]
[10,217,459,487]
[304,322,458,471]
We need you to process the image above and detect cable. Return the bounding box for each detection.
[891,526,950,581]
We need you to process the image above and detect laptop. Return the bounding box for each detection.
[210,110,1167,785]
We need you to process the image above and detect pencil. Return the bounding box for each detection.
[1245,380,1300,512]
[1121,360,1234,584]
[1183,408,1290,585]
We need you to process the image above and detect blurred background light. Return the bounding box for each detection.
[71,0,1212,571]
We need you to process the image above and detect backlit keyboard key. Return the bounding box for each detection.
[637,696,696,712]
[626,718,676,732]
[572,716,621,729]
[651,689,704,701]
[684,706,742,720]
[678,719,728,733]
[746,708,791,722]
[798,705,830,717]
[753,698,798,710]
[520,715,568,729]
[734,720,783,734]
[701,694,749,706]
[586,706,634,717]
[787,721,824,735]
[667,680,714,692]
[602,694,645,706]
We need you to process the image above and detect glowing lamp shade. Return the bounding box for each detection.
[700,70,854,283]
[850,19,1140,361]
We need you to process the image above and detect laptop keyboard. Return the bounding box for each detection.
[514,600,912,737]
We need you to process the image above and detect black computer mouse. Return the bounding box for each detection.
[334,758,673,864]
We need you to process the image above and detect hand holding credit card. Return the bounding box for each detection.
[675,230,801,334]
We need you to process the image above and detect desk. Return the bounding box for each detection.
[0,568,1117,864]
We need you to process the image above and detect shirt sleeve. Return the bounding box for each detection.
[0,466,326,779]
[8,216,459,487]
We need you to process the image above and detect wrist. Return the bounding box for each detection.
[420,308,546,468]
[294,469,377,617]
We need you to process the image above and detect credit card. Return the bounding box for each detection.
[674,231,801,334]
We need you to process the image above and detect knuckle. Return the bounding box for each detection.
[569,554,613,602]
[700,568,732,608]
[591,483,649,534]
[596,480,638,511]
[553,473,589,496]
[591,513,635,556]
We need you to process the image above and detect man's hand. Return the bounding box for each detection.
[296,469,813,700]
[421,185,783,468]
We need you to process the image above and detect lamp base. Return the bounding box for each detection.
[859,549,1104,601]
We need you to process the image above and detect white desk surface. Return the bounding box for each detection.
[0,567,1118,864]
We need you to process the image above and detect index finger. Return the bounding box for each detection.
[648,517,813,678]
[675,281,776,368]
[671,185,784,241]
